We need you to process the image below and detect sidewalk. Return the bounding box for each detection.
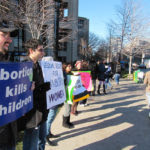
[45,79,150,150]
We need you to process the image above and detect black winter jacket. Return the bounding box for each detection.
[0,52,17,146]
[97,63,106,81]
[18,58,50,130]
[89,60,98,80]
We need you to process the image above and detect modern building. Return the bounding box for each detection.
[58,0,79,62]
[3,0,89,63]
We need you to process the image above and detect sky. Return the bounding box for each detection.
[79,0,150,39]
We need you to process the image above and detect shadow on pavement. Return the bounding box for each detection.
[74,106,150,150]
[54,102,150,150]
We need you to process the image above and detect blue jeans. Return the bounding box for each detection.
[46,107,58,136]
[23,121,47,150]
[38,121,47,150]
[105,78,112,89]
[114,73,120,85]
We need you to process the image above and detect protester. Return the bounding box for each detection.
[22,39,50,150]
[0,20,18,150]
[79,60,89,106]
[62,63,74,128]
[114,61,121,85]
[71,60,82,115]
[97,60,107,95]
[144,71,150,118]
[89,57,98,96]
[105,63,113,90]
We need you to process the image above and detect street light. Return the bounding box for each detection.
[54,0,61,60]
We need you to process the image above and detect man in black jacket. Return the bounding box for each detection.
[0,21,17,150]
[22,39,50,150]
[89,58,98,96]
[97,60,107,95]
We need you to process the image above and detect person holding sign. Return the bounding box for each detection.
[22,39,50,150]
[63,63,74,128]
[71,60,82,115]
[0,20,18,150]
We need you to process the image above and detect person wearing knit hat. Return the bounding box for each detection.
[0,20,17,150]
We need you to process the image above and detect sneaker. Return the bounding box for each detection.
[84,103,89,106]
[80,104,85,106]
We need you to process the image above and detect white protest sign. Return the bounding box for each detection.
[40,61,66,109]
[69,75,86,95]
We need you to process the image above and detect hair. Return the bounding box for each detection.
[25,39,43,54]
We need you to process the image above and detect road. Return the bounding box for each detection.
[45,79,150,150]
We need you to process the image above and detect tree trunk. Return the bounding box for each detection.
[129,55,132,74]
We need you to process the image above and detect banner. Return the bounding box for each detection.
[0,62,33,127]
[66,75,89,104]
[40,61,66,109]
[72,71,93,91]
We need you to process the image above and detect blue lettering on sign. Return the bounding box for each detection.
[44,62,55,68]
[50,77,63,88]
[55,63,62,69]
[48,90,64,102]
[0,62,33,127]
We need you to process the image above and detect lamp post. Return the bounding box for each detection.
[54,0,61,60]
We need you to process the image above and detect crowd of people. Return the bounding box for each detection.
[0,20,122,150]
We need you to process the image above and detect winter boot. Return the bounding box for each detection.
[68,115,74,128]
[97,84,101,95]
[63,116,74,129]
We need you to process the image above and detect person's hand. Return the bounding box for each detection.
[31,81,35,91]
[73,72,79,76]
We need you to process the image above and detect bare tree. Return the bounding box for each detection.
[89,32,101,53]
[95,39,109,61]
[110,0,150,74]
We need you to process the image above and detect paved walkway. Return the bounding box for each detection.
[45,79,150,150]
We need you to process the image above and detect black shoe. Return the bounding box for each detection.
[49,133,60,138]
[46,137,57,146]
[68,122,74,128]
[104,92,107,95]
[97,91,101,95]
[63,122,74,129]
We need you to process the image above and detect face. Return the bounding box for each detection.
[76,62,82,70]
[66,64,72,73]
[0,31,12,54]
[30,45,45,62]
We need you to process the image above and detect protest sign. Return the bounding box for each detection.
[40,61,66,109]
[66,75,89,104]
[72,71,93,91]
[0,62,33,126]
